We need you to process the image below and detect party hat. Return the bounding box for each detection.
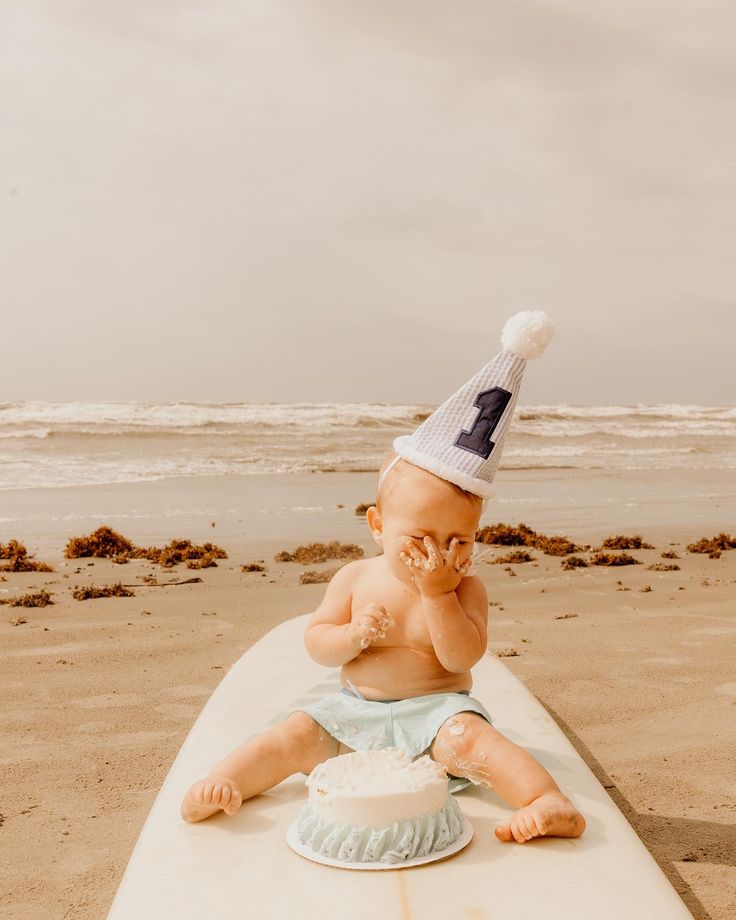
[379,310,554,499]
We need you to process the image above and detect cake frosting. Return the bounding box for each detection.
[296,748,465,864]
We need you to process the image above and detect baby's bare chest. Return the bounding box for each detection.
[350,580,433,651]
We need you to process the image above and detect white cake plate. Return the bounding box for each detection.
[285,816,474,870]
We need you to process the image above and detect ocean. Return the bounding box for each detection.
[1,401,734,493]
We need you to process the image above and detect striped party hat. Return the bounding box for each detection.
[380,310,555,499]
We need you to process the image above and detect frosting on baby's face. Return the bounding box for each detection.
[368,461,481,587]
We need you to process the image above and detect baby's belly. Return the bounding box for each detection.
[341,644,472,701]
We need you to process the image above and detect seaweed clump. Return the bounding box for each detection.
[0,539,29,559]
[589,552,641,567]
[275,541,364,564]
[241,562,266,572]
[646,562,680,572]
[64,526,227,569]
[597,534,654,550]
[561,556,588,570]
[300,566,343,585]
[72,583,136,601]
[476,523,536,547]
[490,550,535,565]
[686,533,736,557]
[0,540,53,573]
[182,548,223,570]
[355,503,373,515]
[65,526,134,559]
[0,588,54,607]
[475,522,585,557]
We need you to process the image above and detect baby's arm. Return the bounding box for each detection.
[304,563,391,666]
[421,576,488,672]
[402,536,488,672]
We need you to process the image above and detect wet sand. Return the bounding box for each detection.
[1,469,735,919]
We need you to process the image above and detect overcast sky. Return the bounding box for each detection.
[1,1,734,406]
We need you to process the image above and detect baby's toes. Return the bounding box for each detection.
[223,786,242,815]
[192,780,210,804]
[202,780,226,806]
[212,782,234,807]
[516,813,535,841]
[494,822,513,842]
[201,780,218,804]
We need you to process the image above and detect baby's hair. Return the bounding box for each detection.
[375,452,485,515]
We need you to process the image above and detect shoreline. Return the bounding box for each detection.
[2,467,735,563]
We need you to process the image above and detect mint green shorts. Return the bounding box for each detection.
[289,686,494,794]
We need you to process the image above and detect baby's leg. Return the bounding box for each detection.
[180,712,342,823]
[430,713,586,844]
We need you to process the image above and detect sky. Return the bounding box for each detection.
[1,1,735,406]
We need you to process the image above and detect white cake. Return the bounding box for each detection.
[296,748,465,864]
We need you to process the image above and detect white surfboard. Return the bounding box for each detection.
[107,613,693,919]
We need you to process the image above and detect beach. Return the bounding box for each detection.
[1,467,735,919]
[4,0,735,908]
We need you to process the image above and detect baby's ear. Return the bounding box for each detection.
[365,505,381,539]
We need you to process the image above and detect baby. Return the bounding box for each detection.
[180,452,586,844]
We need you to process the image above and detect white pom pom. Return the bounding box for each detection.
[500,310,555,359]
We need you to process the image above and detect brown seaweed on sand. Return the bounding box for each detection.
[241,562,266,572]
[72,583,136,601]
[476,523,536,546]
[65,526,134,559]
[0,588,54,607]
[646,563,680,572]
[132,538,226,568]
[184,552,220,570]
[475,522,585,556]
[589,552,641,566]
[0,555,53,573]
[0,540,53,573]
[686,533,736,554]
[0,539,28,559]
[597,534,654,550]
[65,526,227,568]
[661,550,680,559]
[490,550,536,565]
[355,503,373,515]
[300,566,343,584]
[561,556,589,570]
[275,541,364,564]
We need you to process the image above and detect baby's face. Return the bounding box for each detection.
[376,473,481,587]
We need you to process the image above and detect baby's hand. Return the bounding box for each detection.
[400,536,472,597]
[348,603,395,651]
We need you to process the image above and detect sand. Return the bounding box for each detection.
[1,470,735,919]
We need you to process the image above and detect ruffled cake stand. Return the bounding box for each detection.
[286,816,474,871]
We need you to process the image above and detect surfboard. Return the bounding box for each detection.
[107,612,693,919]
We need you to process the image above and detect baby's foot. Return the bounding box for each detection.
[180,775,242,823]
[494,792,586,843]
